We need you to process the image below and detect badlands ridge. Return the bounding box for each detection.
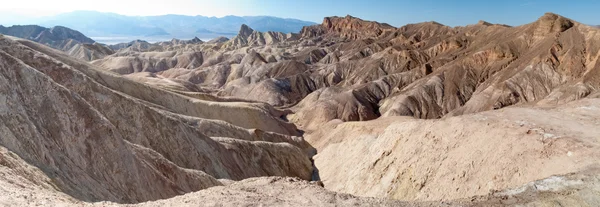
[1,13,600,206]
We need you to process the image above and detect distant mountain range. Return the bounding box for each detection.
[0,24,116,61]
[0,25,94,48]
[10,11,316,38]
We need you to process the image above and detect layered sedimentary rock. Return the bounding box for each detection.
[1,11,600,207]
[93,13,600,131]
[0,35,312,203]
[301,15,395,40]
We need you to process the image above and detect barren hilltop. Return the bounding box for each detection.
[1,12,600,206]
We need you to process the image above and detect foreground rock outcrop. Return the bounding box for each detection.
[2,146,600,206]
[308,98,600,201]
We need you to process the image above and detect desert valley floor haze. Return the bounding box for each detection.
[1,1,600,206]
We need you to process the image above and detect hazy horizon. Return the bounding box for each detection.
[1,0,599,28]
[90,36,214,45]
[2,1,599,45]
[0,10,316,45]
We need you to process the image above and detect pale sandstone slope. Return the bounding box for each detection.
[2,143,600,206]
[308,98,600,201]
[0,34,312,203]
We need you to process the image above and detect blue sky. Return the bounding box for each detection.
[1,0,599,26]
[253,0,600,26]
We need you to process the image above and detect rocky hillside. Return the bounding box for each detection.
[1,12,600,206]
[223,24,299,49]
[301,15,395,39]
[0,25,114,61]
[0,34,312,203]
[93,13,600,129]
[0,25,93,50]
[66,42,115,61]
[308,98,600,200]
[0,25,94,45]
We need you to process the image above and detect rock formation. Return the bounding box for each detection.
[301,15,395,40]
[67,42,115,61]
[223,24,299,49]
[108,40,154,51]
[94,13,600,127]
[0,35,312,203]
[207,36,230,44]
[1,12,600,207]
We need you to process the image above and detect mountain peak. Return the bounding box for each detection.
[541,12,560,19]
[190,37,202,42]
[477,20,492,26]
[301,15,395,40]
[322,15,393,28]
[239,24,255,38]
[428,21,444,26]
[207,36,230,44]
[535,12,574,33]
